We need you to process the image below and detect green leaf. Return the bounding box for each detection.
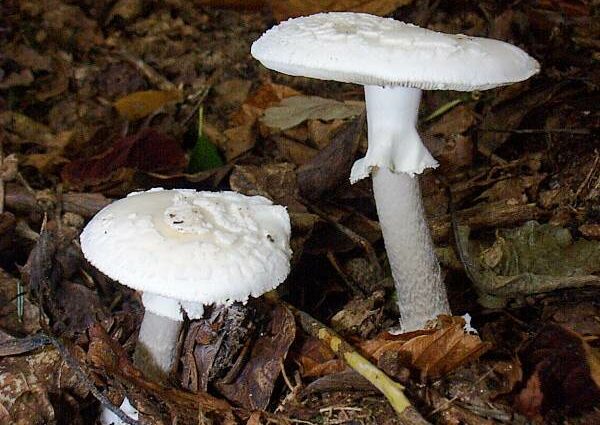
[188,108,224,173]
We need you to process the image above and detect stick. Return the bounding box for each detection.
[264,293,431,425]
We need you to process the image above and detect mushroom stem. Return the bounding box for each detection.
[350,86,437,182]
[352,85,450,331]
[373,168,450,330]
[134,310,183,382]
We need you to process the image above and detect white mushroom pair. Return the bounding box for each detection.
[252,12,539,331]
[80,189,292,424]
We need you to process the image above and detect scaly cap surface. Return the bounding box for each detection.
[80,189,292,318]
[252,12,539,91]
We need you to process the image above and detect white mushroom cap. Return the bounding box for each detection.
[251,12,539,91]
[80,189,292,320]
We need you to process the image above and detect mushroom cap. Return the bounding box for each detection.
[80,189,292,317]
[251,12,539,91]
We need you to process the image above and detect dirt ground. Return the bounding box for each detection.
[0,1,599,424]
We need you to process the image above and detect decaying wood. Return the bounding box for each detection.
[5,183,111,218]
[430,201,547,242]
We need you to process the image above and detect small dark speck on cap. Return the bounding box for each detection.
[267,234,274,242]
[173,220,184,224]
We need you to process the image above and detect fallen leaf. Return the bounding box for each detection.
[61,128,186,189]
[297,113,364,199]
[579,223,600,240]
[262,96,364,131]
[216,304,295,409]
[223,125,256,161]
[456,221,600,308]
[113,89,182,121]
[181,304,255,392]
[214,79,253,107]
[230,163,306,212]
[0,112,55,146]
[269,0,415,21]
[222,82,301,160]
[475,175,546,203]
[359,316,491,379]
[293,336,344,378]
[331,290,385,338]
[275,137,319,166]
[0,346,86,424]
[23,152,69,173]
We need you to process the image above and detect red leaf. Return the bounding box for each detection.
[61,128,186,189]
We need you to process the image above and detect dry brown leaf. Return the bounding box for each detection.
[293,336,345,378]
[275,137,319,166]
[360,316,491,379]
[221,82,301,160]
[270,0,414,21]
[230,163,306,212]
[113,89,182,121]
[216,304,296,410]
[297,113,364,199]
[0,112,55,146]
[22,152,69,173]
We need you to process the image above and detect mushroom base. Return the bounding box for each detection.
[372,168,450,331]
[134,310,183,383]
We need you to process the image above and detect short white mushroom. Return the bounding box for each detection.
[252,12,539,331]
[80,188,292,423]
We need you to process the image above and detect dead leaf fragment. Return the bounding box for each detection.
[262,96,364,131]
[61,128,186,189]
[216,304,295,410]
[113,89,182,121]
[230,163,306,212]
[298,113,364,199]
[359,316,491,379]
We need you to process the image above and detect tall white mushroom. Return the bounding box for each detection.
[80,188,292,423]
[252,12,539,331]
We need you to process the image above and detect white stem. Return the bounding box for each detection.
[373,168,450,331]
[134,310,183,380]
[351,85,449,331]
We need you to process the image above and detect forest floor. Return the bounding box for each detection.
[0,1,599,424]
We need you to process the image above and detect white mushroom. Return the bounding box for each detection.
[252,12,539,331]
[80,188,292,423]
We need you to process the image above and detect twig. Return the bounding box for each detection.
[423,98,463,123]
[429,201,547,243]
[264,293,431,425]
[326,251,364,296]
[118,50,177,92]
[308,203,383,279]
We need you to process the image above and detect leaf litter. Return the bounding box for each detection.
[0,1,599,424]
